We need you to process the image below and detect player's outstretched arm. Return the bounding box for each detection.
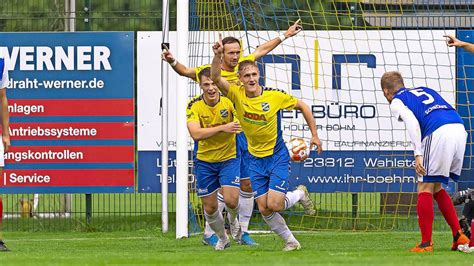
[445,35,474,54]
[161,44,197,81]
[187,121,241,141]
[252,19,302,60]
[295,99,322,154]
[210,34,230,96]
[0,89,10,152]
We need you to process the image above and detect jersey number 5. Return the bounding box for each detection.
[409,89,434,105]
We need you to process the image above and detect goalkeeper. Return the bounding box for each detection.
[162,20,303,246]
[451,188,474,252]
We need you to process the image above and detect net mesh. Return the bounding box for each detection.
[187,0,472,232]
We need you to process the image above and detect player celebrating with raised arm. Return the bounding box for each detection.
[162,19,302,83]
[187,67,242,251]
[162,20,303,246]
[210,34,322,251]
[381,71,469,253]
[445,34,474,53]
[0,52,11,252]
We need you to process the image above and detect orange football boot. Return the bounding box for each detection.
[452,230,470,251]
[410,241,433,253]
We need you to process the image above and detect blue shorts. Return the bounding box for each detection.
[194,158,240,197]
[237,133,250,180]
[249,143,290,198]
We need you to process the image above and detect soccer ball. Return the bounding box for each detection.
[287,137,309,162]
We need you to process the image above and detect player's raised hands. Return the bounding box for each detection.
[310,135,322,155]
[284,19,302,38]
[213,33,224,55]
[161,44,175,63]
[222,121,242,134]
[444,35,464,48]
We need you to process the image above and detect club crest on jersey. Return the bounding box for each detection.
[220,109,229,118]
[261,102,270,112]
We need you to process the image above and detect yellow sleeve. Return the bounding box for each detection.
[238,54,255,63]
[230,104,239,123]
[186,104,200,123]
[226,84,240,103]
[279,91,298,110]
[194,64,211,82]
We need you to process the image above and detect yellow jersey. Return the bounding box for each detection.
[226,85,298,158]
[195,54,256,86]
[186,95,237,163]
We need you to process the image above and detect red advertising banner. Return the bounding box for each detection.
[0,32,135,193]
[5,146,134,163]
[9,99,134,116]
[3,169,134,186]
[9,122,134,140]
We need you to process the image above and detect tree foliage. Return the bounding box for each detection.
[0,0,65,31]
[0,0,356,32]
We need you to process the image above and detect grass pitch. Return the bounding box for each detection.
[0,231,472,265]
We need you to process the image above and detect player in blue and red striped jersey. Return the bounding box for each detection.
[0,51,11,252]
[381,71,469,252]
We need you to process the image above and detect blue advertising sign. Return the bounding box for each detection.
[0,32,135,193]
[138,151,419,193]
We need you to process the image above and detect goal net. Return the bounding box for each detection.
[187,0,472,232]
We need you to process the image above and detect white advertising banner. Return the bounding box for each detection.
[137,30,455,193]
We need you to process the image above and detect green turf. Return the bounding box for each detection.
[0,231,472,265]
[0,192,455,233]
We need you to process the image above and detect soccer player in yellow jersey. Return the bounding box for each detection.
[162,20,302,245]
[162,20,302,83]
[187,67,242,251]
[211,34,323,251]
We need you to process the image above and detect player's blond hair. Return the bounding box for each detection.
[381,71,405,93]
[238,60,258,74]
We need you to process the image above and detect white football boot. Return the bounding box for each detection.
[297,185,316,215]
